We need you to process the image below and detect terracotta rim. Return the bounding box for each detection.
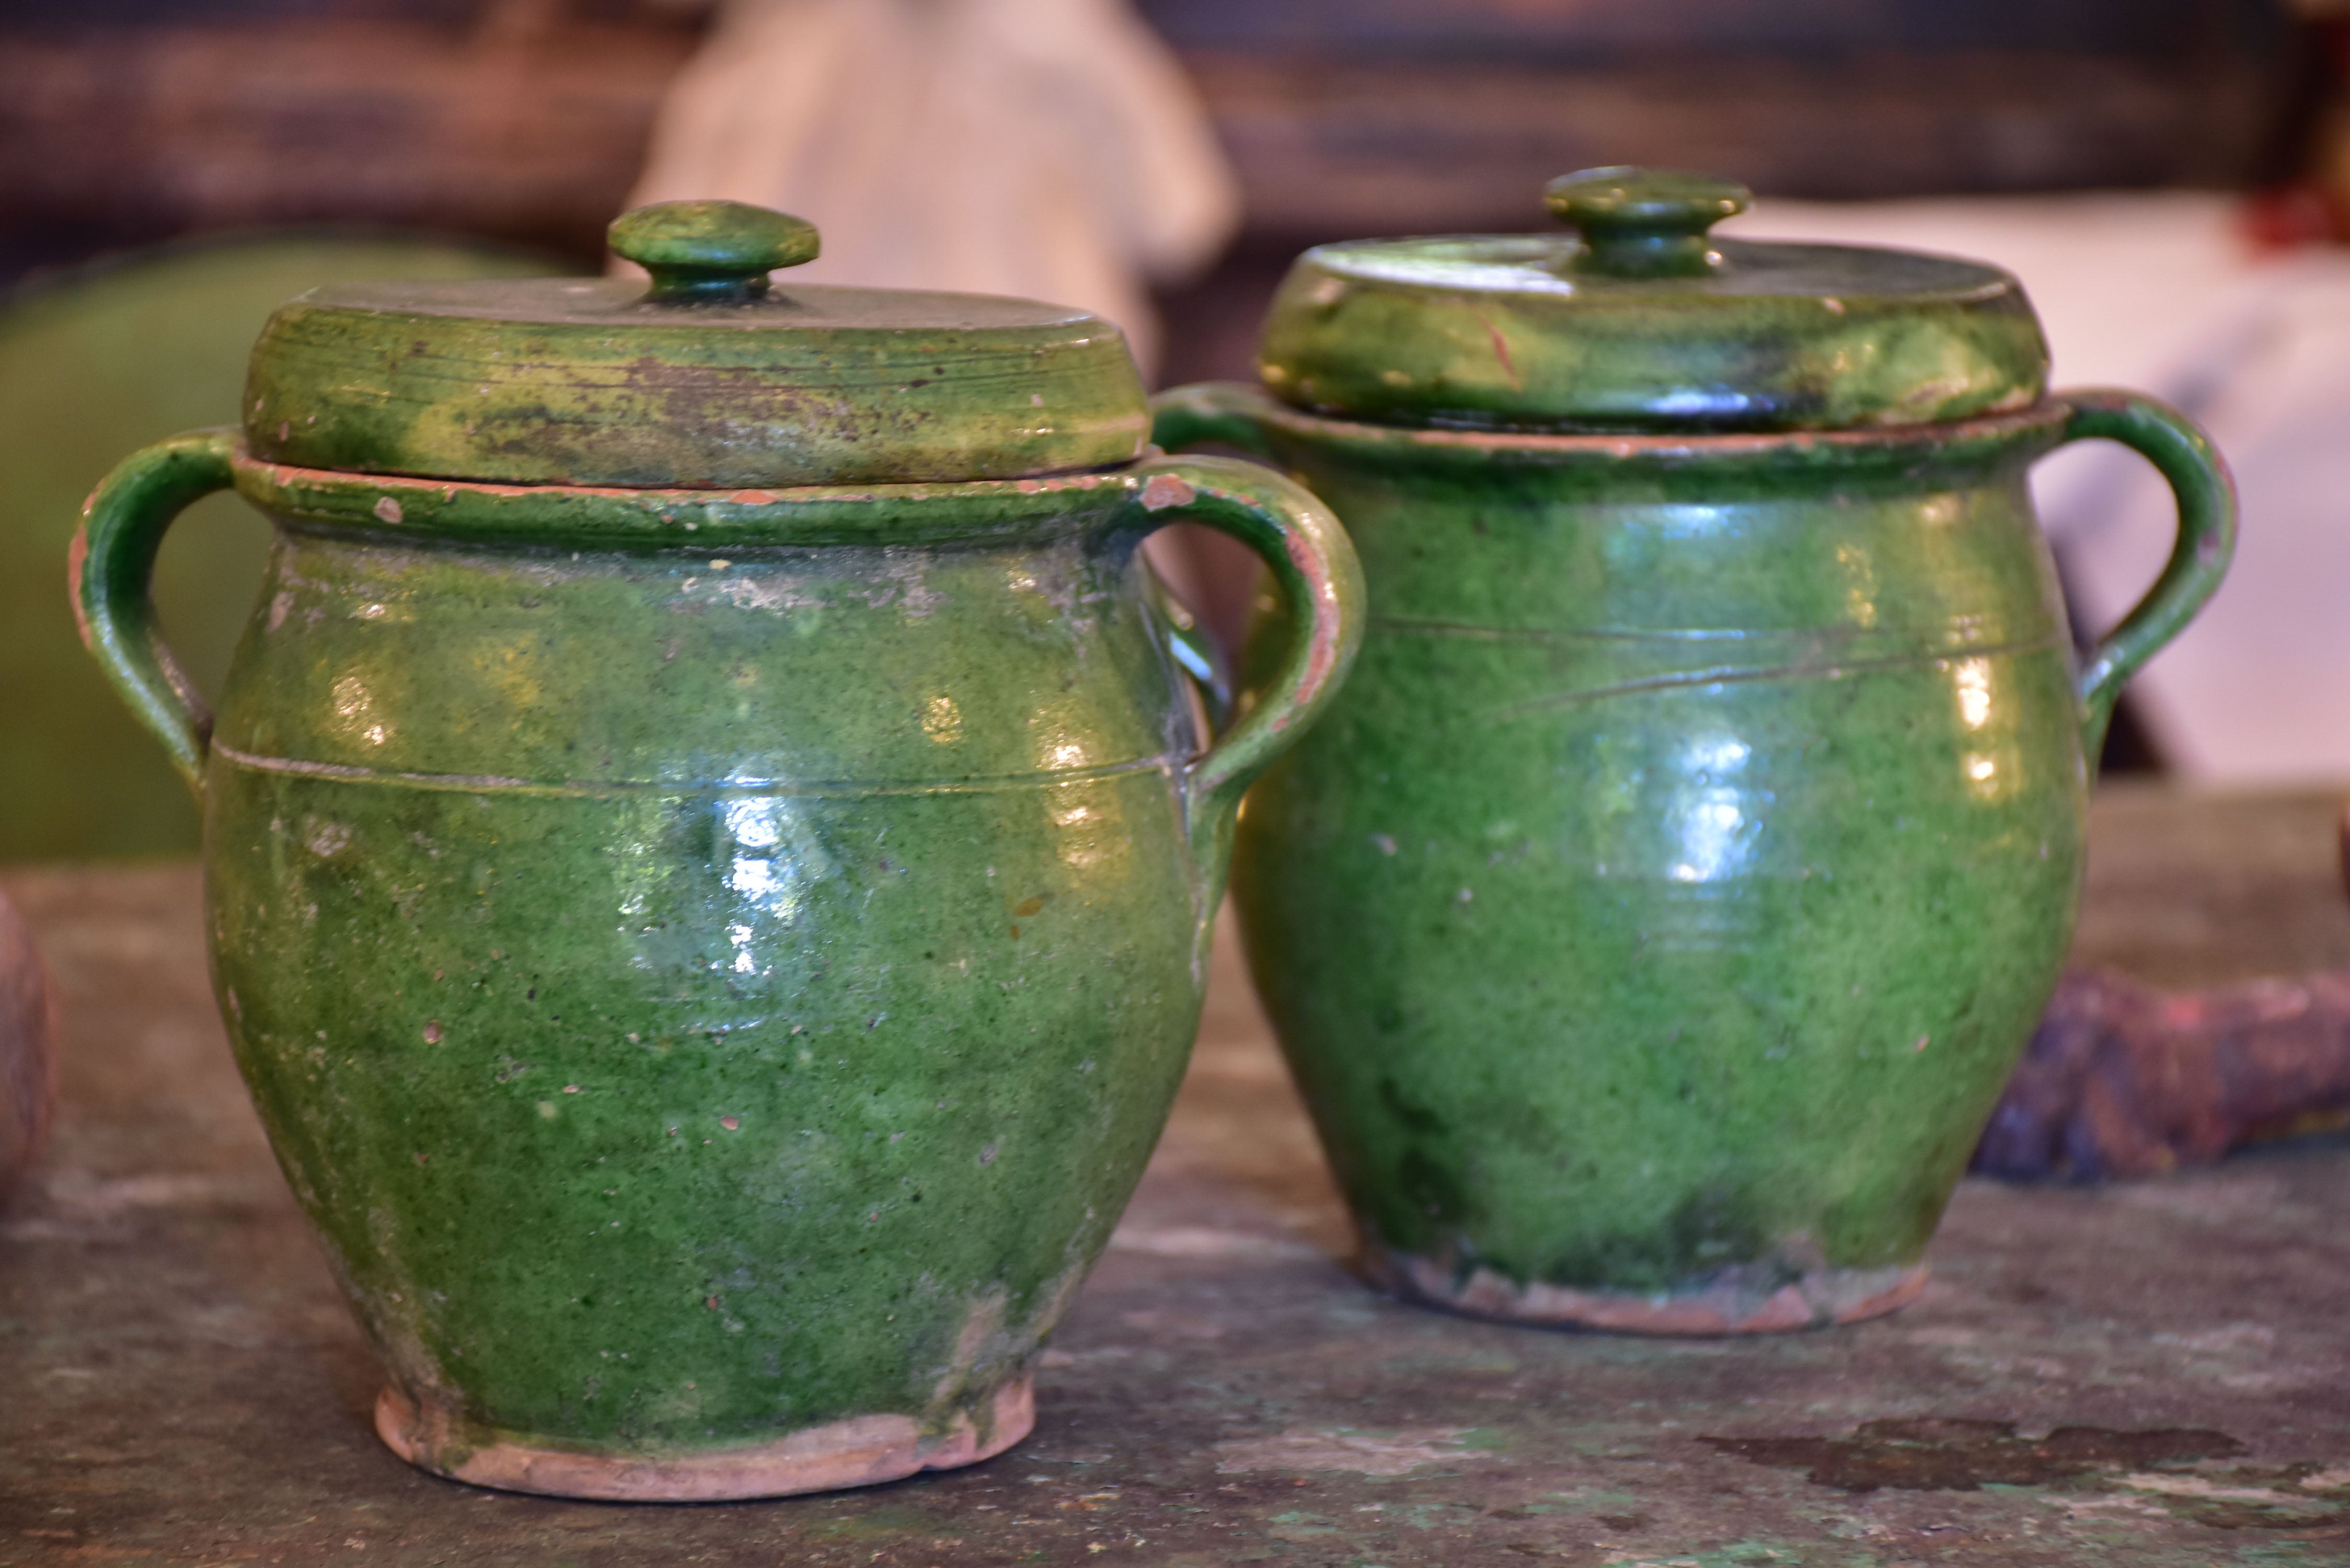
[1156,379,2078,467]
[1361,1242,1928,1335]
[232,444,1145,511]
[374,1375,1035,1502]
[222,443,1280,549]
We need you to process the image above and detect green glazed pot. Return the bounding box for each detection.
[71,206,1362,1499]
[1154,379,2232,1334]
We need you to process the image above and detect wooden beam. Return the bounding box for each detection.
[0,18,2296,276]
[1188,50,2285,243]
[0,21,695,265]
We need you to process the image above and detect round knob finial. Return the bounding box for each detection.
[1544,167,1749,279]
[608,200,821,304]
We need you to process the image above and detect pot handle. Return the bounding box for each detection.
[1147,384,1276,735]
[1148,381,1280,462]
[69,430,241,793]
[1123,454,1364,903]
[2047,390,2237,766]
[1144,564,1236,732]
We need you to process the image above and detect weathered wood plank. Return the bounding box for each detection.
[0,21,695,270]
[1185,49,2285,240]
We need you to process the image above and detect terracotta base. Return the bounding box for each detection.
[1361,1242,1928,1335]
[374,1375,1035,1502]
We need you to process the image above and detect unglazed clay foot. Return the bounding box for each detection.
[374,1375,1036,1501]
[1361,1241,1927,1335]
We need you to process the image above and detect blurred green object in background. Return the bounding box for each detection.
[0,234,564,863]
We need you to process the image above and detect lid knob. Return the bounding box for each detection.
[608,200,821,304]
[1544,167,1750,280]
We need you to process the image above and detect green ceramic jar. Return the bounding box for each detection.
[74,203,1361,1497]
[1156,169,2233,1334]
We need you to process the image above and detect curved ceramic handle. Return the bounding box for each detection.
[1123,454,1364,901]
[1148,382,1280,462]
[1144,564,1235,730]
[69,429,241,792]
[2049,389,2237,767]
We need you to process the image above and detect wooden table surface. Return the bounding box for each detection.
[5,784,2350,1567]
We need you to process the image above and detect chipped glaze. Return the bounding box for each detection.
[1154,377,2232,1334]
[70,428,1362,1496]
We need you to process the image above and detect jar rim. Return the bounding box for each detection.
[229,442,1164,550]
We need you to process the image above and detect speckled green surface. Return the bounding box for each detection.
[237,202,1148,490]
[1155,383,2232,1321]
[69,436,1359,1479]
[241,198,1150,489]
[242,277,1151,488]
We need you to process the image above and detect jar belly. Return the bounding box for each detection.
[1233,453,2089,1315]
[202,764,1199,1449]
[1240,647,2084,1292]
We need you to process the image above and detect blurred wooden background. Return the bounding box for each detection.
[0,0,2324,814]
[0,0,2321,384]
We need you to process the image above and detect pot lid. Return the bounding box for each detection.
[1257,168,2048,432]
[243,201,1148,487]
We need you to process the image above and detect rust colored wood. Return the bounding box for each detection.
[5,786,2350,1564]
[1976,788,2350,1180]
